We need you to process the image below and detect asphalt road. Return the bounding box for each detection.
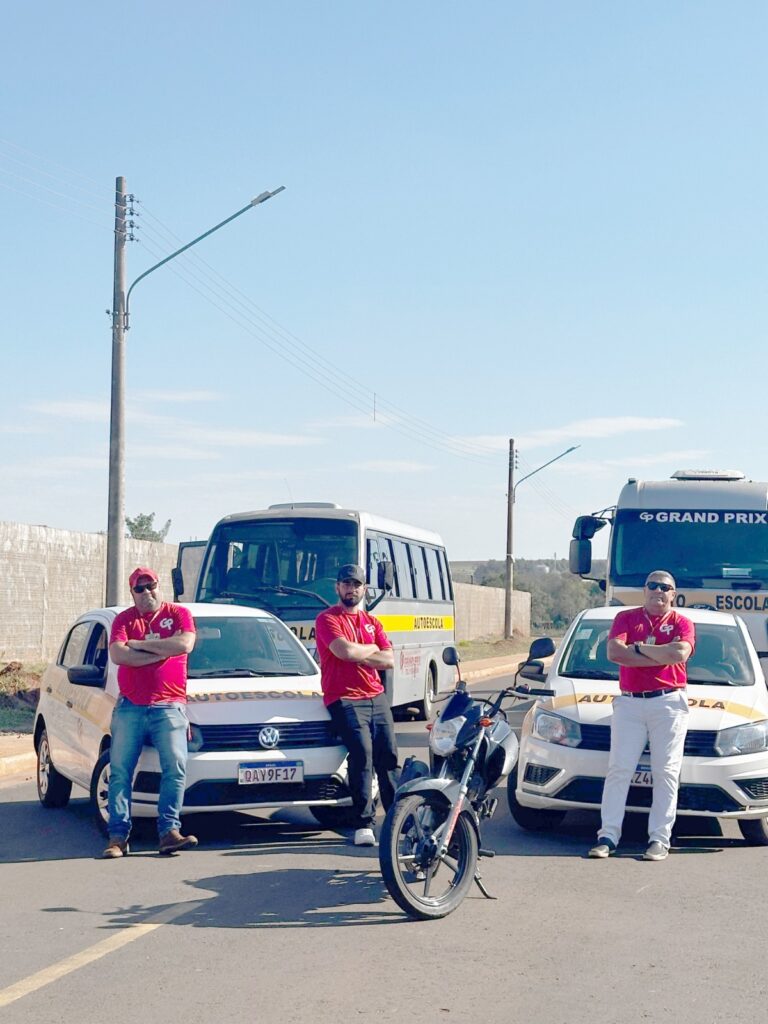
[1,691,766,1024]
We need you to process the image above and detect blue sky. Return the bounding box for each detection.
[1,2,766,560]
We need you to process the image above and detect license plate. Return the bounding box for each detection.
[632,766,653,787]
[238,761,304,785]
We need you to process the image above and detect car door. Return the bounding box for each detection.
[62,616,115,787]
[45,619,93,778]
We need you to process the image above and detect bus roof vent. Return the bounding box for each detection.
[671,470,746,482]
[267,502,342,510]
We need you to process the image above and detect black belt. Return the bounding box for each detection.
[621,688,679,700]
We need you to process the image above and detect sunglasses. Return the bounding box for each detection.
[646,581,674,592]
[132,582,158,594]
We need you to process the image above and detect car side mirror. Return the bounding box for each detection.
[67,665,106,687]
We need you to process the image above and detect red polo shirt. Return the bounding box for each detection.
[110,602,195,705]
[609,606,695,693]
[315,605,392,706]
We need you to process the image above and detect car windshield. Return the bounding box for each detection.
[187,616,318,678]
[560,618,756,687]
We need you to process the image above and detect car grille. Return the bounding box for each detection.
[577,725,719,758]
[523,763,560,786]
[134,772,348,806]
[555,777,743,813]
[738,777,768,801]
[183,777,349,807]
[197,721,338,751]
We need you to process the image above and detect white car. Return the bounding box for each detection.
[510,606,768,845]
[34,603,357,832]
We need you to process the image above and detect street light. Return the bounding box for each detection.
[105,184,286,605]
[504,441,580,637]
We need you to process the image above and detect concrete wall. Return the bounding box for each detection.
[0,521,531,661]
[0,522,178,663]
[453,581,530,642]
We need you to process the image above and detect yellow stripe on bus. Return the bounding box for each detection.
[378,615,455,632]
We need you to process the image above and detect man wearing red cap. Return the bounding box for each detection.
[103,567,197,858]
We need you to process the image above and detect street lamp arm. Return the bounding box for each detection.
[124,186,286,326]
[513,445,580,498]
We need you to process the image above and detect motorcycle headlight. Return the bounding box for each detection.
[429,716,466,757]
[532,709,582,747]
[714,720,768,757]
[187,724,204,752]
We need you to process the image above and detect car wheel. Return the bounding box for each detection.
[506,770,566,831]
[90,750,111,836]
[36,728,72,808]
[738,816,768,846]
[419,663,439,721]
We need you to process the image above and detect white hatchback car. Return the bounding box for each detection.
[34,603,357,833]
[510,607,768,845]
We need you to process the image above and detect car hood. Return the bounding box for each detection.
[184,672,325,725]
[545,677,768,731]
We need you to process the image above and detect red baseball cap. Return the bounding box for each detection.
[129,566,159,589]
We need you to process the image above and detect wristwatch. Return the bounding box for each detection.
[633,642,644,656]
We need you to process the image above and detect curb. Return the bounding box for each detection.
[0,750,35,780]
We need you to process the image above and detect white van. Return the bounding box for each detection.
[510,607,768,844]
[34,603,357,832]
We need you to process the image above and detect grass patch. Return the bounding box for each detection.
[0,662,43,734]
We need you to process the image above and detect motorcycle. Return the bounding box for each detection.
[379,639,555,920]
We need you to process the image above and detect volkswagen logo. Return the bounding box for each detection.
[258,726,280,749]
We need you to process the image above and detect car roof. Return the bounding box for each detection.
[80,603,277,622]
[576,605,741,628]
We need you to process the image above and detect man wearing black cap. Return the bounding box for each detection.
[315,564,398,846]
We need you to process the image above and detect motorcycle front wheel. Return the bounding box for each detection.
[379,793,478,920]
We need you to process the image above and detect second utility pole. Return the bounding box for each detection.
[504,438,515,638]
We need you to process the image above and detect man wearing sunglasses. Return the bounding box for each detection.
[589,570,694,862]
[103,566,197,858]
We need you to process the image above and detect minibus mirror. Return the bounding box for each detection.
[572,515,607,541]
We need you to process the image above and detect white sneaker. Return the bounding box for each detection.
[354,828,377,847]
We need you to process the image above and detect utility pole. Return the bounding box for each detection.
[504,438,515,638]
[106,176,127,606]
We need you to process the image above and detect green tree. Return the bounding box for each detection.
[125,512,172,542]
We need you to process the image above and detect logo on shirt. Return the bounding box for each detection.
[159,617,175,630]
[364,624,376,636]
[659,623,674,635]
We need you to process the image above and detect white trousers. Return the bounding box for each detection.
[599,689,689,847]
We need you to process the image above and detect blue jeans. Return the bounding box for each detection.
[108,697,189,839]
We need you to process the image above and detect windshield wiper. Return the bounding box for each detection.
[565,669,617,680]
[189,668,309,678]
[246,583,331,607]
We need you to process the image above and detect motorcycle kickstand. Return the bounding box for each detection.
[473,870,497,900]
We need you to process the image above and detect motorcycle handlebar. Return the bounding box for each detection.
[508,685,556,698]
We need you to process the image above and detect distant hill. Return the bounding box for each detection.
[450,558,607,631]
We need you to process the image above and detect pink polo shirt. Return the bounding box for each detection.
[609,606,695,693]
[110,602,195,705]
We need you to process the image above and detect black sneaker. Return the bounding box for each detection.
[588,837,617,858]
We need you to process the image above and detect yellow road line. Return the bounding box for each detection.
[0,900,206,1009]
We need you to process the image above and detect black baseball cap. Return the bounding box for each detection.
[337,564,366,584]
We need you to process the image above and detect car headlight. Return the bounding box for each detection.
[429,716,466,757]
[532,709,581,747]
[714,720,768,757]
[187,724,204,752]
